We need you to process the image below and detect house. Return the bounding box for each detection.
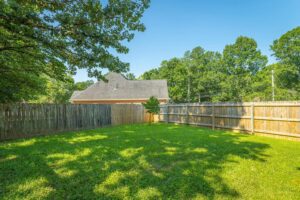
[70,72,169,104]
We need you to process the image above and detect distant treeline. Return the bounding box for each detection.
[140,27,300,103]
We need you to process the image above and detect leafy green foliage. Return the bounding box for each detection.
[1,124,299,199]
[124,73,136,80]
[271,26,300,70]
[269,26,300,100]
[139,68,160,80]
[0,65,47,103]
[249,64,300,101]
[0,0,149,103]
[221,36,268,101]
[158,58,188,102]
[141,37,267,102]
[30,75,75,104]
[30,79,95,104]
[141,31,300,102]
[223,36,268,75]
[142,96,160,114]
[74,80,94,91]
[184,47,223,102]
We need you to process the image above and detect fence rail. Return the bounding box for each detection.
[0,104,150,141]
[159,102,300,138]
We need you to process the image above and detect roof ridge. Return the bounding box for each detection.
[131,79,167,81]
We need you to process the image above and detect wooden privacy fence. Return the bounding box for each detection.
[0,104,150,141]
[159,102,300,138]
[111,104,152,125]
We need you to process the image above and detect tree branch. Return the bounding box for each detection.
[0,45,36,52]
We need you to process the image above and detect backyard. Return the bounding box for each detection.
[0,123,299,200]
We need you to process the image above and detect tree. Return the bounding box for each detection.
[142,96,160,124]
[222,36,268,101]
[223,36,268,75]
[0,0,150,102]
[271,27,300,72]
[0,59,48,103]
[270,27,300,98]
[74,80,94,91]
[30,75,75,104]
[248,63,300,101]
[124,73,136,80]
[183,47,223,102]
[140,59,189,103]
[139,68,160,80]
[31,79,96,104]
[141,48,224,103]
[159,58,189,103]
[141,47,224,103]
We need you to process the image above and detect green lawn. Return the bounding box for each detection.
[0,124,299,200]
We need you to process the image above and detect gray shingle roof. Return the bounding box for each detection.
[70,90,82,99]
[70,72,169,101]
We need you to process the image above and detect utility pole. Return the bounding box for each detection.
[272,69,275,101]
[187,59,191,103]
[187,75,190,103]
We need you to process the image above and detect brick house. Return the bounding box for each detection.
[70,72,169,104]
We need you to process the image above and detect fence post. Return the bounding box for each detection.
[251,103,254,134]
[212,103,215,130]
[186,104,189,124]
[158,105,161,122]
[166,105,169,123]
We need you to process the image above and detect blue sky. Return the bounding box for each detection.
[74,0,300,82]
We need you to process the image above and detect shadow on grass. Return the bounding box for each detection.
[0,123,269,199]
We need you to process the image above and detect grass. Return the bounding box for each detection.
[0,123,299,200]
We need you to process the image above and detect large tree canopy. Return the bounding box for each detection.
[183,47,223,102]
[0,0,149,102]
[269,26,300,100]
[221,36,268,101]
[222,36,268,76]
[271,26,300,70]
